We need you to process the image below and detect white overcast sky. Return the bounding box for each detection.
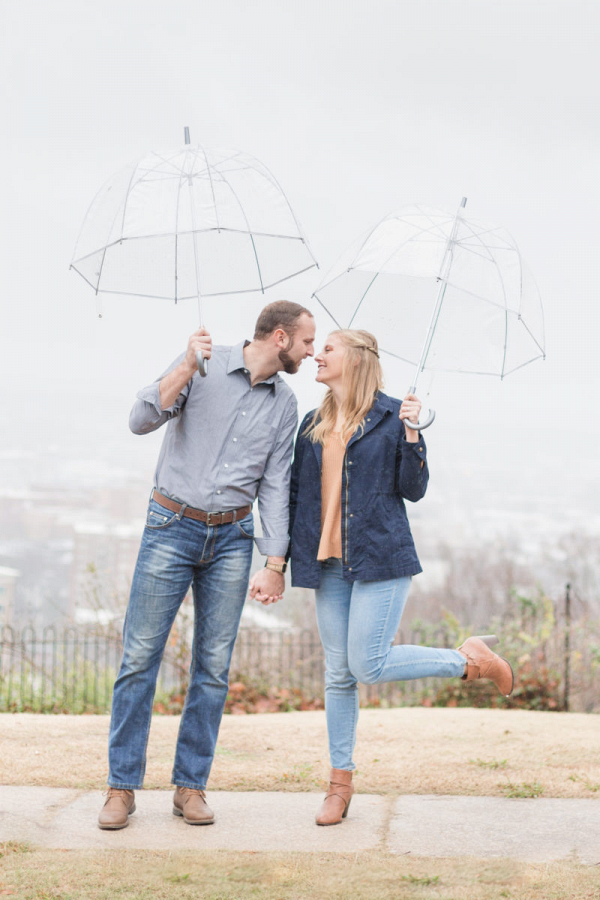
[2,0,599,506]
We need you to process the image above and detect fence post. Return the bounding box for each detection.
[564,582,571,712]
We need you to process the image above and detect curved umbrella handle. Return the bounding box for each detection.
[405,408,436,431]
[196,351,208,377]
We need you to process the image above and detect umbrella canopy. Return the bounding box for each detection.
[71,133,317,305]
[313,201,545,390]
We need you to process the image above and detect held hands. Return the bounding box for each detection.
[248,568,285,606]
[399,393,421,442]
[184,327,212,375]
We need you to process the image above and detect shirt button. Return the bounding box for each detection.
[224,464,229,468]
[242,412,246,416]
[244,368,248,374]
[217,490,222,495]
[233,438,238,442]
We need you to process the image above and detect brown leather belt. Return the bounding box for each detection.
[152,490,252,526]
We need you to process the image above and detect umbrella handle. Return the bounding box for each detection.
[404,408,436,431]
[196,351,208,377]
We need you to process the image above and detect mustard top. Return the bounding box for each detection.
[317,431,346,561]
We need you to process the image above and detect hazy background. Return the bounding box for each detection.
[1,0,599,624]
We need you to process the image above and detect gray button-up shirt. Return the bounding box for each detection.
[130,342,298,557]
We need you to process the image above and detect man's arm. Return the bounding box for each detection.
[248,396,298,604]
[129,329,212,435]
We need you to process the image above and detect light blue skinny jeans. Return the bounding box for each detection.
[315,558,466,771]
[108,498,254,790]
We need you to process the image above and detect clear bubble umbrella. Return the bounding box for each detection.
[313,198,545,428]
[71,128,318,374]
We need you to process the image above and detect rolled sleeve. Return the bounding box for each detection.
[255,397,298,556]
[128,353,191,435]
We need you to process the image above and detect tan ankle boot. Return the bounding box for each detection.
[97,788,136,830]
[457,635,514,696]
[173,787,215,825]
[315,768,354,826]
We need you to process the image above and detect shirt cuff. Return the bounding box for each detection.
[255,536,290,557]
[402,437,427,459]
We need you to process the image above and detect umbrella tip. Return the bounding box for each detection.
[184,126,191,144]
[461,197,467,208]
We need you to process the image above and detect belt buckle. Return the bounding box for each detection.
[206,511,222,526]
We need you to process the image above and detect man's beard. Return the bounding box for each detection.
[278,348,300,375]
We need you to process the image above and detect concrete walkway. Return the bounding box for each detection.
[1,787,598,864]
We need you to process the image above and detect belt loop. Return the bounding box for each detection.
[176,502,188,521]
[231,509,238,523]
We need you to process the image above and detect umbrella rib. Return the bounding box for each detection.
[250,158,319,266]
[72,229,307,266]
[70,265,102,293]
[348,272,380,328]
[198,146,221,231]
[459,220,511,376]
[518,315,546,357]
[413,205,457,241]
[379,347,417,365]
[88,263,318,302]
[315,295,343,329]
[218,175,266,292]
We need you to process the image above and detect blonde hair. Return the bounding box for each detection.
[306,329,384,445]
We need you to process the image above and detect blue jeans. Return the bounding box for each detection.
[315,558,466,771]
[108,498,255,790]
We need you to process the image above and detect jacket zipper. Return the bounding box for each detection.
[343,453,349,566]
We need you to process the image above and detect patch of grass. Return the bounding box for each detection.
[567,773,600,792]
[500,781,544,798]
[470,758,508,770]
[0,849,599,900]
[279,763,321,786]
[0,840,32,858]
[400,873,440,885]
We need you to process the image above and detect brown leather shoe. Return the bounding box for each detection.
[98,788,136,830]
[173,787,215,825]
[457,635,514,696]
[315,768,354,826]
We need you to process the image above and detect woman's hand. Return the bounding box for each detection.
[399,393,421,442]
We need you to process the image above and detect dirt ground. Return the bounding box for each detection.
[2,707,599,798]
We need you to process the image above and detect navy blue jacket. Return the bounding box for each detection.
[289,392,428,588]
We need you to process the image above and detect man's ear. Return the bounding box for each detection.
[273,328,290,348]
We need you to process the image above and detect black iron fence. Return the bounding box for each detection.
[0,623,457,714]
[1,591,598,713]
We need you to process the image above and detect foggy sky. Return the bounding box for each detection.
[2,0,599,520]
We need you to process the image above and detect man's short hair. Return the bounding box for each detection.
[254,300,313,341]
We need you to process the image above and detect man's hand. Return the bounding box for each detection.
[248,568,285,606]
[399,393,422,442]
[159,328,213,410]
[184,327,212,374]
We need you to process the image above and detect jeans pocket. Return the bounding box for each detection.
[236,514,255,539]
[145,505,179,530]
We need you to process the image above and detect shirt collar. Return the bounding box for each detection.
[227,341,279,389]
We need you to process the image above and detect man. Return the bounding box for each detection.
[98,300,315,829]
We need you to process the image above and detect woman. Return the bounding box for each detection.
[289,329,513,826]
